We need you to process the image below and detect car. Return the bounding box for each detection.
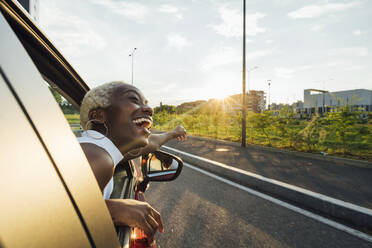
[0,0,183,247]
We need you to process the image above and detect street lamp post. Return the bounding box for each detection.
[241,0,246,147]
[129,48,137,85]
[267,80,272,110]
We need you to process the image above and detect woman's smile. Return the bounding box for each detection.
[132,115,153,136]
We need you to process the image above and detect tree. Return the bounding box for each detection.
[49,86,63,106]
[48,86,78,114]
[273,107,301,149]
[249,111,274,145]
[300,115,320,152]
[325,107,359,154]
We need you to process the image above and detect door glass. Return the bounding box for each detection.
[48,85,82,136]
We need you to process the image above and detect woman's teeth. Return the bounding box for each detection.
[133,117,152,129]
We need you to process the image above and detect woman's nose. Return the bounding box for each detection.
[142,104,153,116]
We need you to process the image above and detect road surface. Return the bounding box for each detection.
[164,135,372,209]
[146,164,371,248]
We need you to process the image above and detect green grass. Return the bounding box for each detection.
[65,114,80,125]
[153,112,372,161]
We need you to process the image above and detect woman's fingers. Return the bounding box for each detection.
[146,214,159,232]
[141,218,156,244]
[149,207,164,233]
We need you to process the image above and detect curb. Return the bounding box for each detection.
[162,145,372,234]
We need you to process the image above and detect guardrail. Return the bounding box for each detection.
[162,145,372,235]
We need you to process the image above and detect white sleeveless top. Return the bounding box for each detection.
[78,130,124,200]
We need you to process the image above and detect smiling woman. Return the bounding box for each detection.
[77,81,186,243]
[80,81,153,151]
[77,81,163,243]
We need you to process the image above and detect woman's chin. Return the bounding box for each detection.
[134,136,149,149]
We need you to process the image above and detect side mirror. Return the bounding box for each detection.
[143,151,183,182]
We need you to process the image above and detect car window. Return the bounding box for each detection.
[111,161,132,199]
[48,85,82,136]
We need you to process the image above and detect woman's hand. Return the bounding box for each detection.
[123,125,187,160]
[106,198,164,243]
[171,125,187,141]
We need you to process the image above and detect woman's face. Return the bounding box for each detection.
[104,85,153,151]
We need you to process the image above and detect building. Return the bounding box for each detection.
[269,103,290,111]
[247,90,266,113]
[228,90,267,113]
[302,88,372,116]
[17,0,39,22]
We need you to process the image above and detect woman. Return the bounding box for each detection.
[78,81,186,243]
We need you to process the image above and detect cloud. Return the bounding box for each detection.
[353,29,363,36]
[311,24,325,32]
[288,1,361,19]
[275,67,295,79]
[166,33,191,51]
[201,46,271,71]
[39,1,106,57]
[208,6,266,38]
[158,4,184,19]
[265,39,274,44]
[353,30,361,36]
[328,47,368,57]
[91,0,149,22]
[247,50,273,60]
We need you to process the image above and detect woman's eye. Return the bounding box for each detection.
[129,97,140,103]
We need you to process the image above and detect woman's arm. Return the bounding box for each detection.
[124,125,187,160]
[80,143,114,191]
[80,143,163,243]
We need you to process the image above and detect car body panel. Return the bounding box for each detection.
[0,74,92,247]
[0,10,120,248]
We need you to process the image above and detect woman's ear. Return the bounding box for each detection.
[88,108,107,123]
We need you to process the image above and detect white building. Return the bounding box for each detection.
[303,88,372,115]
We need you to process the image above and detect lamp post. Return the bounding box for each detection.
[129,48,137,85]
[241,0,247,147]
[267,79,272,110]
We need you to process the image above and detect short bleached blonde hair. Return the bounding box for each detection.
[80,81,129,129]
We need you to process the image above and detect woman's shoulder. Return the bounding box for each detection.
[80,142,115,191]
[80,142,114,168]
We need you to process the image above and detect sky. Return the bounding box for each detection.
[38,0,372,107]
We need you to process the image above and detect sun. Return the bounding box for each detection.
[203,85,233,100]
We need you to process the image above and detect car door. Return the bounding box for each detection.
[0,7,120,248]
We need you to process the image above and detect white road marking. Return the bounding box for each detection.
[184,162,372,243]
[164,146,372,214]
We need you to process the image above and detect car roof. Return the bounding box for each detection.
[0,0,89,108]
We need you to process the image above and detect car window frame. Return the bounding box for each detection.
[0,1,121,247]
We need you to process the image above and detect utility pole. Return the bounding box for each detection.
[129,48,137,85]
[241,0,247,147]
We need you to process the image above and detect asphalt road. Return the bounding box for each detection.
[146,165,371,248]
[164,135,372,209]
